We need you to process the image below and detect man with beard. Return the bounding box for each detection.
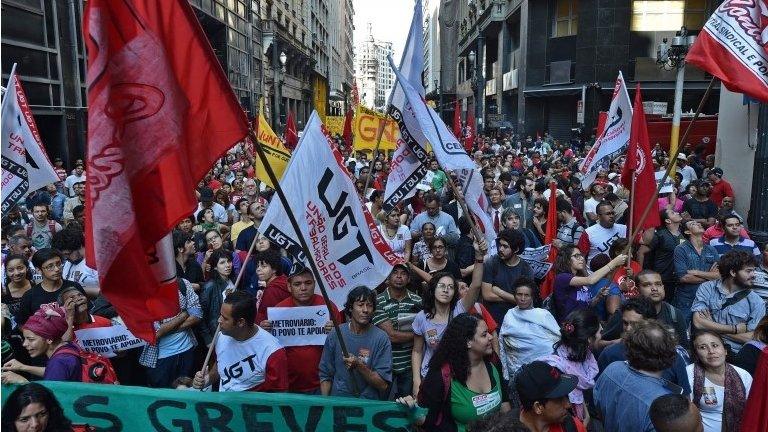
[62,181,85,226]
[708,214,761,261]
[692,251,766,355]
[25,205,61,250]
[635,270,689,348]
[320,286,392,399]
[63,163,86,197]
[682,180,717,227]
[235,201,267,252]
[503,177,535,229]
[638,209,686,300]
[577,201,627,266]
[482,229,534,325]
[673,220,720,322]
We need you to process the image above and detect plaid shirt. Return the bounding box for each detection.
[139,279,201,368]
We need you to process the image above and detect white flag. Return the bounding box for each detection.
[578,71,632,188]
[383,0,429,210]
[260,112,402,309]
[388,57,497,254]
[1,64,59,212]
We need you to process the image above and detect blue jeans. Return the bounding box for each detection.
[145,348,195,388]
[388,370,413,400]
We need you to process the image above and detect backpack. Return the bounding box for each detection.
[26,220,57,239]
[56,346,119,384]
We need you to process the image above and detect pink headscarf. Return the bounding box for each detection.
[22,305,68,340]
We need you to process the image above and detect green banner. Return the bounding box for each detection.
[2,382,420,431]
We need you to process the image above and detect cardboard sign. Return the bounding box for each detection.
[74,324,146,358]
[267,306,330,347]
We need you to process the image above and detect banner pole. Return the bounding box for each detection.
[627,76,717,244]
[248,128,360,396]
[361,119,388,197]
[625,175,636,261]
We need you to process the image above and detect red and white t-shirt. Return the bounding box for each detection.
[216,328,288,392]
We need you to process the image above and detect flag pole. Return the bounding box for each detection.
[625,175,637,261]
[627,76,717,245]
[361,119,388,196]
[247,127,361,396]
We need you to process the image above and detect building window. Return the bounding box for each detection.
[552,0,578,37]
[631,0,706,31]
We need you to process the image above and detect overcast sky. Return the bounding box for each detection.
[353,0,415,59]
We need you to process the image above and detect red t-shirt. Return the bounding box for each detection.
[255,274,290,323]
[274,295,343,392]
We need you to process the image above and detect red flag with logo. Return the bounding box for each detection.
[622,85,660,232]
[342,108,354,148]
[84,0,249,343]
[686,1,768,102]
[284,111,299,151]
[465,109,476,152]
[540,182,559,299]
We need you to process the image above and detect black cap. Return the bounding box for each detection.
[200,187,214,202]
[515,361,578,400]
[710,167,723,178]
[392,263,410,274]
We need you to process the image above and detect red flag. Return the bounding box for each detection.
[351,82,360,108]
[539,182,559,299]
[453,98,462,141]
[465,109,476,151]
[595,111,607,138]
[284,111,299,151]
[342,108,354,148]
[622,85,661,232]
[84,0,249,343]
[741,347,768,432]
[687,1,768,102]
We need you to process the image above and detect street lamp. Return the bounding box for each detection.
[656,26,695,174]
[468,38,484,136]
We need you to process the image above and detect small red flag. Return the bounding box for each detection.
[465,110,476,152]
[284,111,299,151]
[741,347,768,432]
[342,108,354,148]
[540,182,559,299]
[622,85,661,232]
[84,0,249,343]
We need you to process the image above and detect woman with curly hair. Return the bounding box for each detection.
[1,383,73,431]
[397,313,510,431]
[2,254,33,319]
[538,309,601,422]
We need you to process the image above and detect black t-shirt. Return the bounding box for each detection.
[482,256,534,324]
[15,280,85,327]
[176,258,204,285]
[683,198,717,221]
[647,228,685,282]
[419,258,462,283]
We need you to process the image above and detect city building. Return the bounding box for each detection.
[455,0,720,141]
[328,0,356,115]
[423,1,441,102]
[355,23,394,112]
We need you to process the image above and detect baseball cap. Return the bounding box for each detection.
[515,361,578,401]
[710,167,723,178]
[392,262,410,274]
[607,172,618,180]
[199,187,214,202]
[677,153,687,161]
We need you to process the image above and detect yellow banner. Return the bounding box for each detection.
[255,98,290,188]
[325,116,345,136]
[313,76,328,122]
[353,105,398,151]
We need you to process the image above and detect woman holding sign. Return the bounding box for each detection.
[411,238,487,398]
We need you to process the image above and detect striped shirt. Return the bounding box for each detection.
[709,236,760,261]
[372,287,422,374]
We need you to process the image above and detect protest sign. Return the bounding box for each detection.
[255,98,291,188]
[325,116,345,136]
[353,105,399,151]
[74,325,146,358]
[267,306,330,347]
[1,382,420,431]
[521,245,553,279]
[655,170,674,194]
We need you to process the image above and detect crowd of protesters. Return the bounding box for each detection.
[1,130,767,432]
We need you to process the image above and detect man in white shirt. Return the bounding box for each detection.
[194,187,228,223]
[583,183,607,225]
[578,201,627,265]
[193,290,288,392]
[64,164,86,197]
[52,228,100,298]
[677,154,698,190]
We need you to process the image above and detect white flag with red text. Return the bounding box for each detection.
[687,1,768,102]
[578,72,632,188]
[260,111,402,308]
[1,64,59,212]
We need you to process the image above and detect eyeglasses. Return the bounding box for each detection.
[432,244,446,250]
[599,211,615,216]
[42,261,64,271]
[570,254,585,260]
[206,235,221,243]
[436,283,454,290]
